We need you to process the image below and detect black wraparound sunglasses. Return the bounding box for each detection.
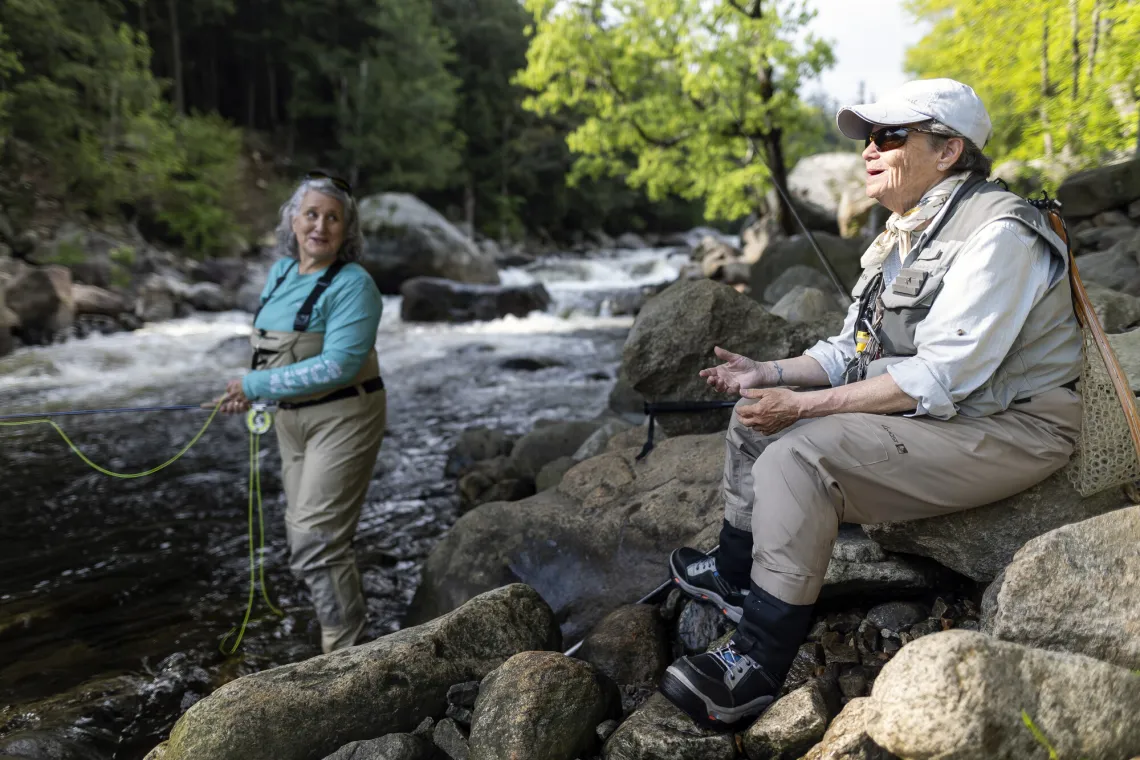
[305,170,353,195]
[864,127,935,152]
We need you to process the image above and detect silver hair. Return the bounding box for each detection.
[275,178,363,262]
[918,120,994,177]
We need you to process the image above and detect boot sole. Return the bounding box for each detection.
[659,665,773,731]
[669,552,744,623]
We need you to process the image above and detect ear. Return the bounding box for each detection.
[939,137,965,168]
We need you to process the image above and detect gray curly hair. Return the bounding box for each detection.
[919,119,994,177]
[275,177,363,262]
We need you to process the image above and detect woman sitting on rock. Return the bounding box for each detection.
[213,170,386,653]
[660,79,1083,728]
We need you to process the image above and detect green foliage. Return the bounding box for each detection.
[109,245,134,288]
[516,0,834,221]
[905,0,1140,170]
[0,22,21,145]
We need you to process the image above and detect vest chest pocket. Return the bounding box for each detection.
[880,264,949,310]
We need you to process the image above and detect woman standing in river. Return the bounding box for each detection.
[213,171,385,653]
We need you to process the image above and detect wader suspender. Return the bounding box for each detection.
[250,260,347,369]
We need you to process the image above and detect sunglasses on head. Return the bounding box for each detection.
[864,126,934,152]
[305,170,352,195]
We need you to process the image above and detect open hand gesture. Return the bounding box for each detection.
[698,346,770,395]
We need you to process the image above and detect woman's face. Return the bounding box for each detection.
[292,190,345,262]
[862,125,957,214]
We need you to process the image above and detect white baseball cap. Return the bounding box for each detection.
[837,78,992,149]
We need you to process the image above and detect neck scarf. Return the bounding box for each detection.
[860,172,970,270]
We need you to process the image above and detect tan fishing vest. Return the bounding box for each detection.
[848,174,1082,417]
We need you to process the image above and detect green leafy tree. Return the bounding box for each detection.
[906,0,1140,172]
[515,0,834,231]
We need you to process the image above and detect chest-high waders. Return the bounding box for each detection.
[250,260,386,653]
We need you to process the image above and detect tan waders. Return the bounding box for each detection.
[251,322,385,653]
[723,388,1081,606]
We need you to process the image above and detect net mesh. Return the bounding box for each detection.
[1064,323,1140,496]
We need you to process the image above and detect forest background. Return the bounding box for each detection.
[0,0,1137,255]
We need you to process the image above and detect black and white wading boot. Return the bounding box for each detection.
[658,641,780,730]
[669,547,747,622]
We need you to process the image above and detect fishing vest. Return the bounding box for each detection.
[249,260,380,405]
[849,174,1082,417]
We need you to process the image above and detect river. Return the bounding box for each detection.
[0,247,690,759]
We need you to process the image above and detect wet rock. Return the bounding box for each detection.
[154,585,560,760]
[621,279,836,436]
[743,679,835,760]
[863,470,1130,581]
[824,611,864,635]
[783,642,826,692]
[358,193,499,293]
[323,734,431,760]
[602,693,736,760]
[183,282,230,312]
[400,277,551,323]
[864,602,926,634]
[406,433,726,643]
[616,233,649,250]
[596,719,619,743]
[509,420,609,481]
[3,265,74,344]
[468,651,620,760]
[866,630,1140,759]
[535,456,577,492]
[801,698,896,760]
[837,668,868,700]
[770,286,840,323]
[1057,157,1140,218]
[445,705,473,727]
[433,718,469,760]
[989,504,1140,669]
[1085,283,1140,333]
[821,632,860,666]
[676,600,731,654]
[577,604,671,686]
[446,428,516,477]
[447,682,480,709]
[617,685,655,718]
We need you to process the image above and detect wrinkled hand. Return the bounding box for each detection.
[202,378,251,415]
[698,346,769,395]
[736,388,806,436]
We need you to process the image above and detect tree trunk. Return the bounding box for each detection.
[464,178,476,240]
[755,61,794,235]
[247,75,256,129]
[1087,1,1101,84]
[167,0,184,115]
[268,61,278,130]
[1042,15,1054,158]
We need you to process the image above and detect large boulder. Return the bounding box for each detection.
[787,153,867,220]
[322,734,431,760]
[400,277,550,323]
[748,233,864,302]
[408,431,959,644]
[801,698,896,760]
[865,630,1140,760]
[762,265,835,305]
[468,651,621,760]
[3,265,75,344]
[601,693,736,760]
[838,188,879,240]
[576,604,672,687]
[358,193,500,293]
[863,470,1130,581]
[1107,328,1140,392]
[987,505,1140,669]
[1057,157,1140,219]
[146,585,560,760]
[1073,240,1140,296]
[770,286,842,324]
[620,279,840,436]
[1085,282,1140,333]
[508,420,609,481]
[72,284,129,317]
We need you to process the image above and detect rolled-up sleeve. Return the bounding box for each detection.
[887,219,1054,419]
[804,298,861,387]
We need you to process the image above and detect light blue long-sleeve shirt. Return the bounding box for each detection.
[242,258,382,401]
